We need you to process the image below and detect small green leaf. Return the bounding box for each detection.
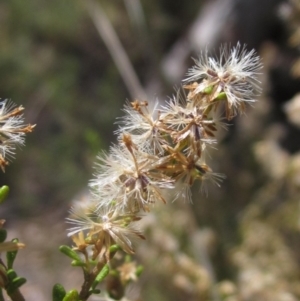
[0,229,7,243]
[6,277,26,295]
[52,283,66,301]
[136,265,144,277]
[0,186,9,204]
[203,85,213,94]
[71,260,86,267]
[109,244,120,260]
[92,264,109,289]
[59,245,82,262]
[11,277,26,289]
[6,239,19,269]
[6,269,17,281]
[109,244,120,253]
[62,290,79,301]
[214,92,227,101]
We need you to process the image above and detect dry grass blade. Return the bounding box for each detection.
[86,0,146,100]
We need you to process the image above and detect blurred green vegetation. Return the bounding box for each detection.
[0,1,126,212]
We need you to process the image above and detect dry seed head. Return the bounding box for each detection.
[116,100,168,155]
[67,206,144,256]
[89,145,174,211]
[184,43,262,119]
[0,99,35,171]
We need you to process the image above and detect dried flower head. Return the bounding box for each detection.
[67,206,145,257]
[158,146,225,201]
[90,141,174,212]
[0,99,35,171]
[183,43,262,119]
[160,93,218,157]
[116,100,167,155]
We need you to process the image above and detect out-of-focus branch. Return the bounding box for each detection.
[123,0,163,99]
[191,230,221,301]
[123,0,147,33]
[86,0,147,100]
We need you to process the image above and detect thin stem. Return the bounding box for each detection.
[79,260,106,301]
[78,244,121,301]
[7,289,25,301]
[83,249,90,272]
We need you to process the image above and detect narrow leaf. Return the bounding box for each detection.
[62,290,79,301]
[52,283,66,301]
[0,186,9,204]
[59,245,82,262]
[6,239,19,269]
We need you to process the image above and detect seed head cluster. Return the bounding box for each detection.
[67,44,262,258]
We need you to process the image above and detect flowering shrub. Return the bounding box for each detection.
[0,43,261,301]
[64,43,261,300]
